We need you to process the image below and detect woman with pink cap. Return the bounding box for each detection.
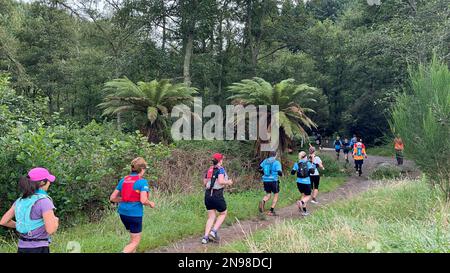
[0,167,59,253]
[201,153,233,244]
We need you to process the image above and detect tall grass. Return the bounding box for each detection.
[391,56,450,198]
[220,179,450,253]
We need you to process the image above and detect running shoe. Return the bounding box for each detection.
[201,236,209,244]
[311,199,319,204]
[209,230,220,242]
[259,200,265,213]
[267,210,277,216]
[301,210,310,216]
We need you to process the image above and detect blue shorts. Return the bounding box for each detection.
[119,214,143,234]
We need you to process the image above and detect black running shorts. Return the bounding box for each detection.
[297,183,312,196]
[263,181,280,194]
[205,189,227,212]
[310,175,320,190]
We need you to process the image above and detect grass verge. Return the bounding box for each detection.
[219,179,449,253]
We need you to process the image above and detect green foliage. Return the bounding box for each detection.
[99,78,198,143]
[0,121,171,222]
[367,144,394,157]
[228,77,318,153]
[174,140,254,159]
[391,57,450,198]
[0,73,49,134]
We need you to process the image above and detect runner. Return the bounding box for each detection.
[0,167,59,253]
[258,151,283,216]
[202,153,233,244]
[291,151,316,216]
[351,134,358,146]
[309,147,325,204]
[342,138,352,163]
[334,136,343,160]
[394,136,405,165]
[110,157,155,253]
[353,139,367,176]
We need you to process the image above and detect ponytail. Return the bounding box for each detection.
[18,176,41,199]
[212,159,219,166]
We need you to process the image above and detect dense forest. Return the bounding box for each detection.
[1,0,449,144]
[0,0,449,254]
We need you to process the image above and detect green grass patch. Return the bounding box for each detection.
[220,179,450,253]
[0,173,347,253]
[367,144,394,157]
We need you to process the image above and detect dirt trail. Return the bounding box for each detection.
[147,151,418,253]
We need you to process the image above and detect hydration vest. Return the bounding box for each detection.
[353,142,365,160]
[356,147,363,156]
[205,166,224,196]
[15,193,48,234]
[261,157,278,182]
[121,175,142,202]
[297,161,310,178]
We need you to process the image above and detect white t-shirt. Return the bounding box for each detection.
[311,156,322,176]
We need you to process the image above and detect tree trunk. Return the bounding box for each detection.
[161,0,166,52]
[183,31,194,86]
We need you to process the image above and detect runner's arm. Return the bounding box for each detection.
[217,174,233,186]
[140,191,155,208]
[109,189,122,203]
[0,205,16,229]
[42,209,59,235]
[291,163,297,175]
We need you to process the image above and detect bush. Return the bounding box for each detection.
[156,140,259,193]
[0,121,171,224]
[369,163,402,180]
[391,57,450,199]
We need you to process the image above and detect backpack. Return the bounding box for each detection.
[355,143,363,156]
[262,158,277,181]
[335,140,342,149]
[297,161,309,178]
[356,147,363,156]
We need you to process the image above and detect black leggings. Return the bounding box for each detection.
[18,247,50,253]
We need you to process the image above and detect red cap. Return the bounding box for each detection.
[212,153,224,161]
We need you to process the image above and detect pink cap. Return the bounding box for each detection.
[28,167,56,183]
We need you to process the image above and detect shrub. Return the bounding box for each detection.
[391,57,450,199]
[369,163,402,180]
[0,121,171,224]
[156,140,259,193]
